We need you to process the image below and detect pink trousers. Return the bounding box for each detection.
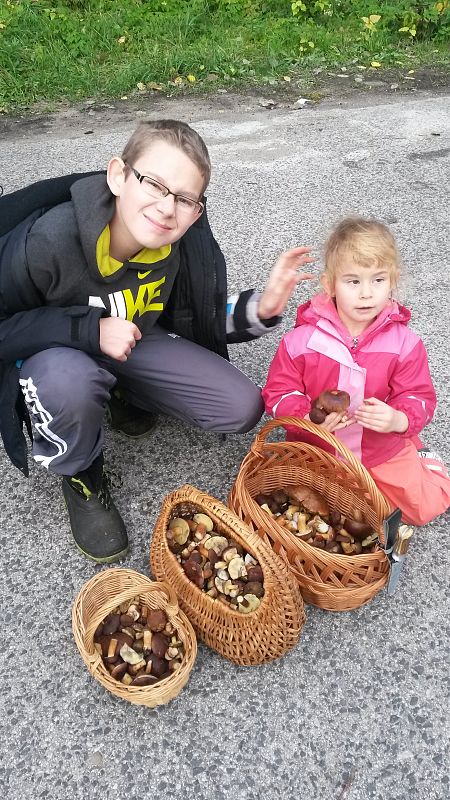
[368,440,450,526]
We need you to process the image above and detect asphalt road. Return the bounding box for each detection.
[1,88,449,800]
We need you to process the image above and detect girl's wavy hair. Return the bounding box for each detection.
[323,217,401,290]
[121,119,211,194]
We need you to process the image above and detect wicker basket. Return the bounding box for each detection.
[150,484,305,666]
[228,417,391,612]
[72,568,197,707]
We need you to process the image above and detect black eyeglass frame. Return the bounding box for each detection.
[125,163,204,215]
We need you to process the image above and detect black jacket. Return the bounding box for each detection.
[0,172,230,474]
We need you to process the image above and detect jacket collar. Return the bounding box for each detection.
[295,292,411,347]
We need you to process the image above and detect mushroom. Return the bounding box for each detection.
[237,594,261,614]
[168,517,190,545]
[342,518,373,540]
[119,643,145,665]
[193,513,214,532]
[227,556,246,580]
[203,535,228,555]
[288,485,330,516]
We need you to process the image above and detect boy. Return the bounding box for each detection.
[0,119,313,563]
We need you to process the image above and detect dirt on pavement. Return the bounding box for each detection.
[1,65,448,143]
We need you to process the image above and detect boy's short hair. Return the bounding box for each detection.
[121,119,211,193]
[324,217,401,288]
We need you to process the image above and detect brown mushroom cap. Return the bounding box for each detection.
[288,485,329,516]
[315,389,350,414]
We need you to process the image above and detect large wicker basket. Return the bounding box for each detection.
[228,417,391,612]
[150,484,305,666]
[72,568,197,707]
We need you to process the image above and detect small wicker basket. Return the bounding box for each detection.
[150,484,305,666]
[228,417,391,612]
[72,568,197,707]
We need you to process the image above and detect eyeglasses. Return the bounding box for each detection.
[125,164,204,215]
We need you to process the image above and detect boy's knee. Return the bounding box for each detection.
[222,386,264,433]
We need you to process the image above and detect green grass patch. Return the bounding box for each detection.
[0,0,449,111]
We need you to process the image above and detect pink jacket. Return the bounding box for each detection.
[262,293,437,468]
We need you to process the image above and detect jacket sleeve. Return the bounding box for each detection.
[262,338,311,421]
[387,338,436,437]
[226,290,282,343]
[0,306,106,362]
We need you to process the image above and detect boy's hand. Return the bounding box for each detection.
[354,397,409,433]
[99,317,142,361]
[258,247,315,320]
[306,411,356,433]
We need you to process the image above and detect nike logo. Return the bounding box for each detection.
[138,270,152,279]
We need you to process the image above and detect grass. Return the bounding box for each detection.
[0,0,449,112]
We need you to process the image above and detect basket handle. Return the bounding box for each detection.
[251,416,385,503]
[154,580,180,615]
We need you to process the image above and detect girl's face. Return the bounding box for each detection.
[324,257,393,336]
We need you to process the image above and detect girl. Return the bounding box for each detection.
[262,217,450,525]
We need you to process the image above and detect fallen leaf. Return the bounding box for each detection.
[187,74,196,83]
[146,82,164,91]
[117,36,126,44]
[258,98,277,108]
[136,82,146,91]
[390,83,399,90]
[371,61,381,68]
[283,75,291,82]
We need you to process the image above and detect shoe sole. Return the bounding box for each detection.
[73,539,129,564]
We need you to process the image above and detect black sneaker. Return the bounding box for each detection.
[106,389,158,438]
[62,455,128,563]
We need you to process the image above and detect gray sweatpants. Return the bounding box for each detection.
[19,325,263,476]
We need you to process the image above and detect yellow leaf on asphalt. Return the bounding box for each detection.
[408,70,415,74]
[371,61,381,68]
[187,74,196,83]
[136,82,146,91]
[283,75,291,82]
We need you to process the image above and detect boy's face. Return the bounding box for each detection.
[107,140,204,259]
[323,256,392,336]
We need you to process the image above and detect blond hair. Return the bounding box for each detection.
[121,119,211,193]
[323,217,401,290]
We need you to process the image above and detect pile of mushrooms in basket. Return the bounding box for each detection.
[255,485,378,556]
